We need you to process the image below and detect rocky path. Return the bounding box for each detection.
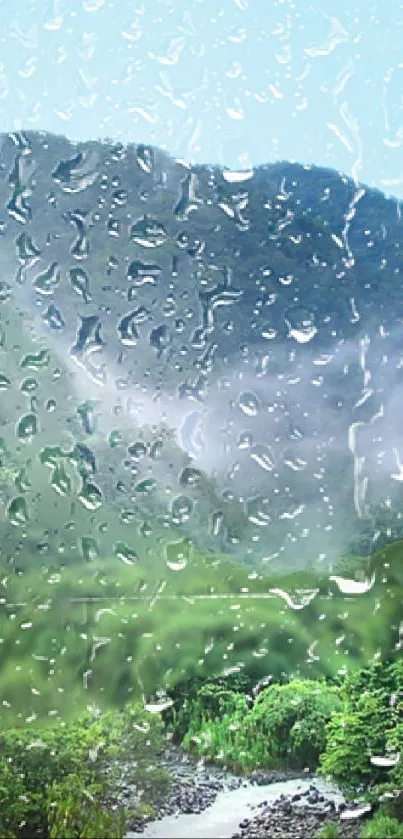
[232,784,365,839]
[123,748,371,839]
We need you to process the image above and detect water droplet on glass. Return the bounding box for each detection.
[166,539,191,571]
[238,391,259,417]
[17,413,38,442]
[250,444,275,472]
[34,262,61,295]
[7,495,29,525]
[114,541,138,565]
[131,215,167,248]
[179,467,202,487]
[70,268,91,302]
[81,537,99,561]
[20,377,38,393]
[128,441,148,460]
[0,374,11,390]
[51,462,72,496]
[20,350,50,370]
[171,495,193,523]
[78,481,103,510]
[118,311,139,346]
[135,478,157,494]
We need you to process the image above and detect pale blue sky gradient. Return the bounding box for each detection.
[0,0,402,196]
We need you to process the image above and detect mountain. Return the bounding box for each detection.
[1,129,403,575]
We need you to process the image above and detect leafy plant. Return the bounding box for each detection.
[360,815,403,838]
[320,659,403,792]
[315,822,341,839]
[0,703,170,838]
[247,679,341,769]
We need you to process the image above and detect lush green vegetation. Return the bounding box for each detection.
[0,650,401,836]
[315,823,341,839]
[165,658,402,834]
[360,815,403,838]
[0,537,401,726]
[0,702,170,838]
[319,659,403,795]
[176,678,341,771]
[0,131,402,837]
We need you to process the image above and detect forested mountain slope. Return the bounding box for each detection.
[1,130,403,573]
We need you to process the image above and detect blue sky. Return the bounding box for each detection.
[0,0,402,197]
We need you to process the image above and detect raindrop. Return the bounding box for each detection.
[0,282,12,302]
[370,754,400,767]
[81,537,99,561]
[127,260,162,285]
[77,401,98,435]
[238,391,259,417]
[144,696,174,714]
[150,324,170,355]
[70,268,91,302]
[329,574,376,595]
[166,539,191,571]
[33,262,60,295]
[78,481,103,510]
[109,430,123,448]
[7,496,29,525]
[128,441,148,460]
[17,413,38,441]
[20,377,38,394]
[114,541,138,564]
[171,495,193,523]
[285,307,317,344]
[211,510,224,536]
[0,374,11,390]
[20,350,50,370]
[130,215,167,248]
[15,468,31,493]
[118,311,139,346]
[15,231,41,263]
[43,304,65,331]
[179,467,202,487]
[136,144,154,174]
[250,444,275,472]
[51,462,71,496]
[135,478,157,494]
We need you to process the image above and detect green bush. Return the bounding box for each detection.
[182,687,253,769]
[47,775,125,839]
[320,659,403,792]
[0,703,170,838]
[360,815,403,838]
[247,679,341,769]
[314,822,341,839]
[177,678,340,772]
[319,694,389,789]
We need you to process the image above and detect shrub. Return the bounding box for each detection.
[320,659,403,792]
[319,694,389,789]
[0,703,170,838]
[247,679,341,769]
[315,822,341,839]
[360,815,403,838]
[47,775,125,839]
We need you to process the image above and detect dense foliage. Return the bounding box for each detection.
[0,703,170,838]
[0,659,401,836]
[0,538,401,726]
[167,659,402,831]
[319,659,403,811]
[178,678,341,771]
